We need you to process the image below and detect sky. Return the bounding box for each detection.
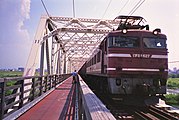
[0,0,179,69]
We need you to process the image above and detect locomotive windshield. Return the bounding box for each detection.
[143,38,166,49]
[108,36,140,48]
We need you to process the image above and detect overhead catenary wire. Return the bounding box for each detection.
[102,0,112,19]
[40,0,51,18]
[117,0,130,15]
[127,0,145,16]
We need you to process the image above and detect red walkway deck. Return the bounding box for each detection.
[18,77,76,120]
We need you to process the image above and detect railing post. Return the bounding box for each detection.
[49,75,52,89]
[0,79,5,120]
[58,75,62,83]
[51,75,54,88]
[32,78,35,100]
[45,76,48,92]
[19,79,24,108]
[56,74,59,84]
[39,76,43,96]
[51,75,53,88]
[54,75,57,87]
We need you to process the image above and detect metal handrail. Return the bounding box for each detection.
[0,74,70,120]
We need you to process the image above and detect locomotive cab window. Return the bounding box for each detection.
[143,38,166,49]
[108,36,140,48]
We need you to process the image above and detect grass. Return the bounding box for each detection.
[0,71,21,95]
[0,71,40,96]
[167,78,179,89]
[0,71,23,78]
[0,71,40,78]
[165,94,179,107]
[165,78,179,106]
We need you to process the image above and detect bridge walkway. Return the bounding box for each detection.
[2,75,115,120]
[17,77,76,120]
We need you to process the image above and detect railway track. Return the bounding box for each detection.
[93,91,179,120]
[84,77,179,120]
[134,106,178,120]
[109,103,179,120]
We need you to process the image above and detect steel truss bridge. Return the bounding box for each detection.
[1,16,122,119]
[1,16,179,120]
[24,15,120,77]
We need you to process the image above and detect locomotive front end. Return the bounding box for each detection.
[106,29,168,97]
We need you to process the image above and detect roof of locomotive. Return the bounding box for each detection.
[114,15,148,30]
[110,29,149,33]
[106,29,167,41]
[114,15,145,20]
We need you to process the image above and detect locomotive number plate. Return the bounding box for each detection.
[132,54,150,58]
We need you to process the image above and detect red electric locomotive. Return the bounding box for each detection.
[80,16,168,105]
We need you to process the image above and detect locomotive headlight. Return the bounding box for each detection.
[153,30,158,35]
[122,29,127,34]
[153,28,161,35]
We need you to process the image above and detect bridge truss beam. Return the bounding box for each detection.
[24,15,120,77]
